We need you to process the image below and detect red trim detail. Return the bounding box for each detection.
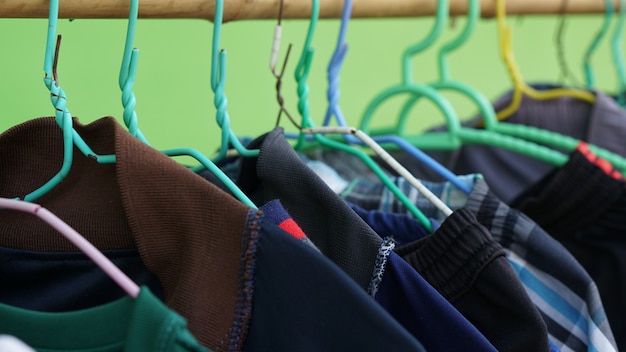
[278,219,307,240]
[576,142,623,181]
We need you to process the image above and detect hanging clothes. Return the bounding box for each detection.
[514,144,626,351]
[0,287,210,352]
[304,149,618,352]
[393,208,550,352]
[208,127,500,351]
[0,117,430,352]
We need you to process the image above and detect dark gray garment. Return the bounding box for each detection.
[389,89,626,203]
[236,127,383,291]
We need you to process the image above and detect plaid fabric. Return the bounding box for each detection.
[343,175,617,352]
[340,174,479,219]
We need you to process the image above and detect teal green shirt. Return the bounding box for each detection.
[0,287,211,352]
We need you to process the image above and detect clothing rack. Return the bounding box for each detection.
[1,0,622,21]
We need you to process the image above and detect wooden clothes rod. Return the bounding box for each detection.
[1,0,623,21]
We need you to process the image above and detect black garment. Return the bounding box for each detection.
[395,209,550,352]
[514,150,626,350]
[0,247,163,311]
[230,129,500,351]
[236,128,383,291]
[243,218,426,352]
[333,167,616,351]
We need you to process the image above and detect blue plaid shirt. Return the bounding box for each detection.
[341,174,617,352]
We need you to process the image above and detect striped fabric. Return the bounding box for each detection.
[342,175,617,352]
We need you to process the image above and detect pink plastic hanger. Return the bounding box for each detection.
[0,198,140,299]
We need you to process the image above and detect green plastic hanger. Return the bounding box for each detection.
[292,0,433,231]
[391,1,626,174]
[611,0,626,106]
[359,0,462,141]
[584,0,613,89]
[394,0,494,138]
[360,0,569,169]
[209,0,260,163]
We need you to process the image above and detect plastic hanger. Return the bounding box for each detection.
[45,0,117,165]
[314,0,471,195]
[209,0,260,163]
[611,0,626,106]
[395,0,489,132]
[118,0,149,144]
[111,0,257,208]
[391,1,626,174]
[282,0,456,210]
[0,197,140,299]
[359,1,570,170]
[20,0,114,202]
[494,0,596,120]
[290,0,434,231]
[359,0,464,144]
[583,0,613,89]
[302,126,453,217]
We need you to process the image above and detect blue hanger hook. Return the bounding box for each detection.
[320,0,471,195]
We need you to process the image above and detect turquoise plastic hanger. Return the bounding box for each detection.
[292,0,433,231]
[583,0,613,89]
[23,3,72,202]
[111,1,256,207]
[611,0,626,106]
[46,0,117,166]
[360,0,569,169]
[118,0,149,143]
[21,0,113,202]
[209,0,260,163]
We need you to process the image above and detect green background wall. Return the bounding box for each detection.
[1,13,622,158]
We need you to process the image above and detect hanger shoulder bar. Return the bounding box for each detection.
[1,0,621,21]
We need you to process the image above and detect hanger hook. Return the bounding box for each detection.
[209,0,260,161]
[611,0,626,106]
[583,0,613,89]
[269,0,299,129]
[118,0,148,143]
[43,0,116,168]
[401,0,448,85]
[273,43,301,129]
[322,0,352,128]
[437,0,478,82]
[292,0,319,150]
